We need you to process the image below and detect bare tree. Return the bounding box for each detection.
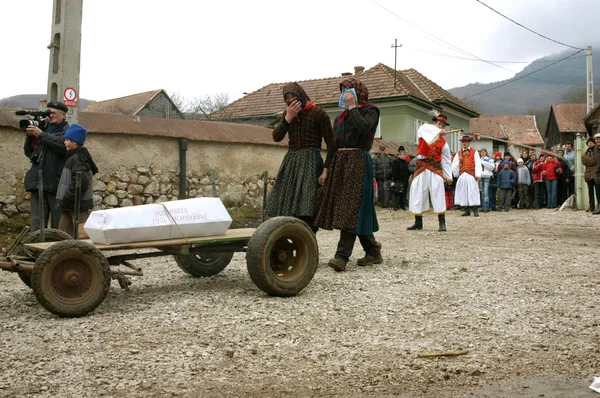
[560,85,600,104]
[168,92,230,120]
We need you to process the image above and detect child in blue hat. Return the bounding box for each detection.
[56,124,99,237]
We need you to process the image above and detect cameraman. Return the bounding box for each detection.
[23,101,69,231]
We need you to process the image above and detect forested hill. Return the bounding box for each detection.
[449,46,599,115]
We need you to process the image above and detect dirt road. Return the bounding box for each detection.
[0,207,598,397]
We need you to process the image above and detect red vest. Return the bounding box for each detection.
[458,148,476,177]
[417,136,446,163]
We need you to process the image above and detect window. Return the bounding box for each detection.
[413,119,426,144]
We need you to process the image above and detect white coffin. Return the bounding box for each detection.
[84,198,232,245]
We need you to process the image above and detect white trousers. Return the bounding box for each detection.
[454,173,481,206]
[409,169,446,215]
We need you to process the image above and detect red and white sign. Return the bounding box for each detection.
[63,87,78,107]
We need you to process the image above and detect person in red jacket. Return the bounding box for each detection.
[531,152,546,209]
[541,152,562,208]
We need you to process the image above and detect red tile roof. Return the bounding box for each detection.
[470,115,544,146]
[82,89,163,115]
[215,63,477,119]
[552,104,588,133]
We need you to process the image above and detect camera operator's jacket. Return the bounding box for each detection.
[56,146,99,212]
[23,120,69,193]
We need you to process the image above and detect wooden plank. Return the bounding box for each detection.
[24,228,255,252]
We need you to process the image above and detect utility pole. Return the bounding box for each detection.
[586,46,594,114]
[391,39,402,90]
[47,0,83,124]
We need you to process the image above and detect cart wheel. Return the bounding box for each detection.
[32,240,110,318]
[16,228,73,289]
[174,251,234,277]
[246,216,318,297]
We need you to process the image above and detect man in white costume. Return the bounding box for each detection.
[407,113,453,232]
[452,135,482,216]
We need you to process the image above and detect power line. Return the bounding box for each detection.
[370,0,518,76]
[476,0,584,51]
[404,45,585,64]
[462,50,585,99]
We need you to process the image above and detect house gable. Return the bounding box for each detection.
[83,89,185,120]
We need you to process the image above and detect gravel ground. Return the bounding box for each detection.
[0,207,599,397]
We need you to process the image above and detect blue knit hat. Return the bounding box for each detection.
[64,123,87,146]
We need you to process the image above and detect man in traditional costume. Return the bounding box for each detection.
[407,113,453,232]
[452,135,481,216]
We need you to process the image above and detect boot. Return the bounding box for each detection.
[592,207,600,215]
[461,207,471,216]
[472,207,479,217]
[407,216,423,230]
[328,257,347,272]
[438,214,447,232]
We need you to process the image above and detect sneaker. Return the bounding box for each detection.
[357,254,383,266]
[328,257,347,272]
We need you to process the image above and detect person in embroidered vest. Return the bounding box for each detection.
[406,113,453,232]
[315,78,382,272]
[266,82,333,232]
[55,124,99,238]
[452,135,482,216]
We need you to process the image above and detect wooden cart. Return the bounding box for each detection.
[0,216,318,318]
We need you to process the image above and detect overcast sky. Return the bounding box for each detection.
[1,0,597,105]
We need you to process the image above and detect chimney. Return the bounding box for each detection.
[354,66,365,75]
[341,72,352,77]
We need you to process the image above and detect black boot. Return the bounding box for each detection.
[407,216,423,230]
[472,207,479,217]
[438,214,447,232]
[461,207,470,216]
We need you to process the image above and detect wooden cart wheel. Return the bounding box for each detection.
[246,217,318,297]
[174,251,234,277]
[32,240,110,318]
[16,228,73,289]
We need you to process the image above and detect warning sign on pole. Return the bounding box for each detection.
[63,87,78,107]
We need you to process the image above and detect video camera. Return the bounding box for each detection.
[15,109,51,131]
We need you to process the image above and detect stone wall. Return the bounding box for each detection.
[0,126,285,225]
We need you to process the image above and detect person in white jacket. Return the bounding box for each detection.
[452,135,482,216]
[407,114,453,232]
[478,148,495,212]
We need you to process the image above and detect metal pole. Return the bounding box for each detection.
[262,171,268,222]
[586,46,594,115]
[211,169,217,197]
[178,138,188,200]
[37,170,44,242]
[73,171,82,239]
[575,133,587,210]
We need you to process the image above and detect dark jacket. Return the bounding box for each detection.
[582,147,596,181]
[56,146,99,211]
[497,167,516,189]
[594,146,600,184]
[391,157,410,186]
[373,154,393,180]
[23,120,69,193]
[557,157,571,182]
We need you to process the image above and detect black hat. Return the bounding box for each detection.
[47,101,68,113]
[503,151,511,157]
[398,145,405,152]
[379,145,386,150]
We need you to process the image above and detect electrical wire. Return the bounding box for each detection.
[462,50,585,99]
[370,0,518,76]
[476,0,585,51]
